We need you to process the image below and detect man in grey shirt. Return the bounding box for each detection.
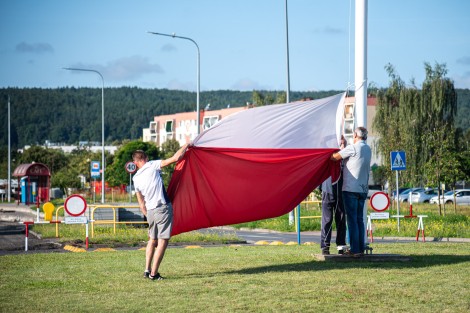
[331,127,371,256]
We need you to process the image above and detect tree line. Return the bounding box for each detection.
[372,63,470,214]
[0,87,340,149]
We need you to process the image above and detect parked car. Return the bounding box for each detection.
[398,188,424,203]
[430,190,455,204]
[441,189,470,205]
[367,185,383,199]
[410,188,439,203]
[393,188,410,201]
[392,188,409,197]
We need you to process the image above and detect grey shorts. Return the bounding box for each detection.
[147,203,173,240]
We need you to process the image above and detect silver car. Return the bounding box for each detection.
[398,188,424,203]
[410,189,439,203]
[430,190,454,204]
[441,189,470,205]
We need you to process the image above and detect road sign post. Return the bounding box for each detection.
[90,161,100,203]
[391,151,406,231]
[125,161,137,203]
[64,194,90,249]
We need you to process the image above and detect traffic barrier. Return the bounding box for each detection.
[292,200,322,245]
[366,215,373,243]
[416,215,428,242]
[90,205,146,237]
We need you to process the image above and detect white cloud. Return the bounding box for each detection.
[452,72,470,89]
[312,26,345,35]
[161,43,177,52]
[456,56,470,66]
[231,78,269,91]
[16,42,54,54]
[166,79,195,91]
[69,55,163,82]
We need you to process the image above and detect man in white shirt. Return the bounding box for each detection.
[331,127,371,257]
[132,144,188,280]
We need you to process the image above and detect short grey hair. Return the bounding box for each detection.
[355,127,368,140]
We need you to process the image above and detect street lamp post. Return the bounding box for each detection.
[7,95,11,202]
[148,31,201,135]
[63,67,106,203]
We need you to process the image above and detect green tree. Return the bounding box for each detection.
[106,141,159,187]
[372,64,404,192]
[275,92,287,104]
[371,164,388,190]
[252,91,265,106]
[423,127,459,215]
[373,62,461,201]
[160,139,182,186]
[18,146,68,175]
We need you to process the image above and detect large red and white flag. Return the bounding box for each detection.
[168,93,346,235]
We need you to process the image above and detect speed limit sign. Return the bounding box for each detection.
[125,161,137,174]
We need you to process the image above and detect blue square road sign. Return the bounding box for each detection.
[391,151,406,171]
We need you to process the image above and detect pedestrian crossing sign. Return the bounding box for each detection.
[390,151,406,171]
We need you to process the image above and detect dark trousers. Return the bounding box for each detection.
[343,191,367,254]
[320,189,347,249]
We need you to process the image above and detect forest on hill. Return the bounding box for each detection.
[0,87,341,148]
[0,87,469,149]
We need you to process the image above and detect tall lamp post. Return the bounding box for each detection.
[7,96,11,202]
[63,67,106,203]
[148,31,201,135]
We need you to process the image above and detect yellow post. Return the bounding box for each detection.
[294,208,298,233]
[42,202,54,221]
[113,207,117,235]
[55,206,64,237]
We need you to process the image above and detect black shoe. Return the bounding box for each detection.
[321,248,330,255]
[144,270,150,279]
[149,272,165,280]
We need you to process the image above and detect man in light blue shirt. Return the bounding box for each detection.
[331,127,371,256]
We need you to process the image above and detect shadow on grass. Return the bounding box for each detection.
[224,254,470,275]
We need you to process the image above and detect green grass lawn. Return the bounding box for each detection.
[1,243,469,312]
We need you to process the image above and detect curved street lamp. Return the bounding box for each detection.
[63,67,106,203]
[148,31,201,135]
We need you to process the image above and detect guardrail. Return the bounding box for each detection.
[90,205,146,237]
[53,201,322,238]
[294,200,322,233]
[55,206,64,237]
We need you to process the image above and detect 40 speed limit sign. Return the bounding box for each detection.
[125,161,137,174]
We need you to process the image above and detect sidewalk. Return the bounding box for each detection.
[0,202,44,222]
[0,203,62,254]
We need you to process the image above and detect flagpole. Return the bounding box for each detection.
[285,0,296,226]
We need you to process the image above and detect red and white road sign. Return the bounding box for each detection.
[125,161,137,174]
[370,192,390,212]
[64,194,87,217]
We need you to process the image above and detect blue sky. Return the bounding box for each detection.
[1,0,469,92]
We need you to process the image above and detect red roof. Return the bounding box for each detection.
[13,163,51,177]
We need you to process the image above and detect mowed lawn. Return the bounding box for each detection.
[1,243,469,312]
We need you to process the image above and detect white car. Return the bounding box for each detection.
[398,188,424,203]
[430,189,470,205]
[441,189,470,205]
[410,189,439,203]
[430,191,454,204]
